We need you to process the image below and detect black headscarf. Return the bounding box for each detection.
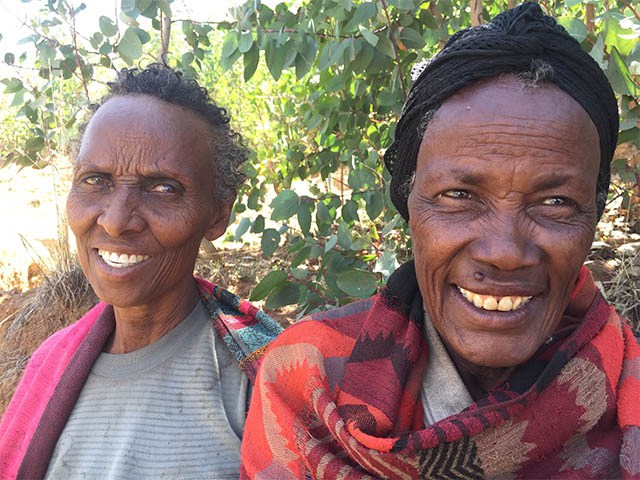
[384,2,619,220]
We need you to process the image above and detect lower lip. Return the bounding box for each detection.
[449,286,536,330]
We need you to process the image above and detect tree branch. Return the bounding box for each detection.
[379,0,408,101]
[68,1,90,102]
[158,10,172,63]
[621,0,640,21]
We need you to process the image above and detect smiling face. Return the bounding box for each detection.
[67,95,231,310]
[407,76,600,372]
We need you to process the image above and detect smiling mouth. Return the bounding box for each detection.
[98,249,150,268]
[457,286,532,312]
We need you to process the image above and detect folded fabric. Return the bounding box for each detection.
[0,278,282,480]
[241,262,640,479]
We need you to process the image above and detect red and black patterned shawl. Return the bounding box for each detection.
[241,261,640,479]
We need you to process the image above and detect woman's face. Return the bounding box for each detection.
[407,76,600,369]
[67,95,230,309]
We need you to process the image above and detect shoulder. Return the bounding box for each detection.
[262,296,378,361]
[27,302,108,367]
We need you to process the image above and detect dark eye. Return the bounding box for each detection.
[440,189,471,200]
[150,182,178,194]
[542,196,570,206]
[83,174,111,187]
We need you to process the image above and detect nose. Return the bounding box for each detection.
[469,214,540,272]
[96,187,145,237]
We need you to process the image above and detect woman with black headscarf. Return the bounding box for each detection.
[240,4,640,479]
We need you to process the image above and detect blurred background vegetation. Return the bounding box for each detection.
[0,0,637,322]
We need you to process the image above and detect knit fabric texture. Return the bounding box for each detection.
[0,278,282,480]
[384,2,619,221]
[240,263,640,479]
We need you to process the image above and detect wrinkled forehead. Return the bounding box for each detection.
[429,75,595,131]
[416,76,601,184]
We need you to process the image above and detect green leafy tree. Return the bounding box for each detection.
[1,0,638,315]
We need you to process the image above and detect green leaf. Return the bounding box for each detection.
[135,0,152,12]
[365,190,384,220]
[607,46,638,96]
[221,48,242,71]
[24,135,45,152]
[238,31,253,53]
[342,199,359,224]
[350,41,374,71]
[243,43,259,81]
[265,41,286,80]
[99,16,118,36]
[250,270,287,301]
[156,0,171,17]
[376,35,395,59]
[399,27,425,49]
[271,189,300,221]
[391,0,416,11]
[265,282,300,309]
[291,245,311,269]
[38,43,56,66]
[4,52,14,65]
[234,217,251,241]
[120,0,139,18]
[336,269,377,298]
[221,30,239,58]
[325,234,338,252]
[564,0,581,7]
[345,2,377,32]
[297,199,313,236]
[295,36,317,79]
[252,214,265,233]
[557,16,587,43]
[337,220,352,249]
[359,25,378,47]
[603,12,637,57]
[290,268,307,281]
[261,228,281,256]
[589,34,605,67]
[133,27,151,44]
[2,78,24,94]
[117,27,143,60]
[374,250,400,279]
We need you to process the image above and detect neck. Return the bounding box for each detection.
[448,350,515,400]
[106,280,200,354]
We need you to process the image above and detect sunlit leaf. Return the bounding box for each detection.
[271,189,300,221]
[261,228,281,256]
[265,282,301,309]
[117,27,143,60]
[336,270,377,298]
[251,270,287,301]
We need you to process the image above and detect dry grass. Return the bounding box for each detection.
[0,265,97,414]
[598,248,640,332]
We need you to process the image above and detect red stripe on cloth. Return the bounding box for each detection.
[0,302,110,479]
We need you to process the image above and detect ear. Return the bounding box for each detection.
[204,203,232,242]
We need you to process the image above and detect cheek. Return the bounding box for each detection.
[66,192,94,239]
[148,204,210,252]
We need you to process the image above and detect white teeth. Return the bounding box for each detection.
[98,249,149,268]
[458,286,531,312]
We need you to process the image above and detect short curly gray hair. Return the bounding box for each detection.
[74,63,248,205]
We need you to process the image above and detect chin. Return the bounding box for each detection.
[458,342,538,369]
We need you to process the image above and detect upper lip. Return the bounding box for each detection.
[455,284,538,297]
[94,246,147,256]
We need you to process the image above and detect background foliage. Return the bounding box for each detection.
[1,0,638,316]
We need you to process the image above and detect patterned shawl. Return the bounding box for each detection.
[0,278,282,480]
[241,262,640,479]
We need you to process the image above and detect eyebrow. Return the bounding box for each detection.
[431,167,586,189]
